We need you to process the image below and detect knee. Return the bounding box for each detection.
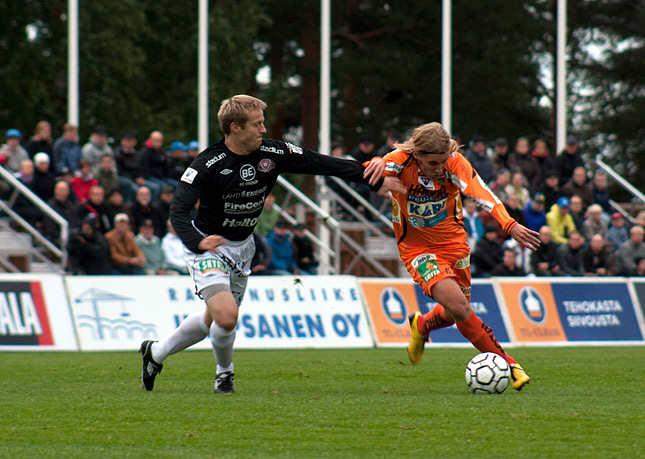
[445,297,472,322]
[216,316,237,332]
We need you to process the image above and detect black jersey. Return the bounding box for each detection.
[170,138,383,253]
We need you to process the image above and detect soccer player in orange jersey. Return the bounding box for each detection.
[372,122,541,390]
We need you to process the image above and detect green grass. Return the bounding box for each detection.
[1,347,644,458]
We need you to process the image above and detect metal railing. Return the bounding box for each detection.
[595,157,644,222]
[0,166,68,271]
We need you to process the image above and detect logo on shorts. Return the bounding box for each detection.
[411,254,441,283]
[455,255,470,269]
[240,165,256,181]
[199,258,229,275]
[519,286,546,324]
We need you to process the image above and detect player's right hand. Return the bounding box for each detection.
[198,235,228,253]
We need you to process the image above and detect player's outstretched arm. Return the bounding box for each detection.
[509,223,541,251]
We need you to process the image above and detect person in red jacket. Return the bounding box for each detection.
[370,122,540,390]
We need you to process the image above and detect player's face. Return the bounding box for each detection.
[237,109,267,152]
[413,150,451,180]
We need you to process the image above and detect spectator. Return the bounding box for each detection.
[113,132,142,203]
[0,129,29,172]
[161,220,188,274]
[636,258,645,277]
[104,188,133,224]
[503,193,527,227]
[78,185,112,234]
[105,213,145,275]
[581,204,608,240]
[52,123,82,174]
[94,153,120,197]
[67,213,111,275]
[539,170,561,210]
[465,135,495,185]
[82,125,113,171]
[293,223,318,274]
[546,196,576,244]
[471,224,504,277]
[635,211,645,228]
[491,248,526,276]
[266,220,299,275]
[508,137,540,192]
[167,141,189,181]
[589,170,612,215]
[462,197,485,250]
[569,195,585,230]
[556,231,586,276]
[255,193,280,237]
[351,137,376,163]
[582,234,612,277]
[71,159,97,204]
[13,159,42,227]
[25,121,53,159]
[613,225,645,276]
[376,131,400,157]
[32,152,56,203]
[186,140,201,162]
[562,166,593,210]
[155,186,174,230]
[555,135,584,185]
[522,191,547,232]
[503,171,530,207]
[131,186,164,237]
[137,130,176,191]
[45,181,80,244]
[492,137,510,173]
[531,138,555,189]
[488,168,510,203]
[251,231,272,275]
[530,226,561,276]
[607,212,629,250]
[136,219,167,275]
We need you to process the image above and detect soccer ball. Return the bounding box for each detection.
[464,352,511,394]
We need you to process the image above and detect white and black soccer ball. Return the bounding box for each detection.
[465,352,511,394]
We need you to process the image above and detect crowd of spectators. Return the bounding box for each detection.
[1,122,644,278]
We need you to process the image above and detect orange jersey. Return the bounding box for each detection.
[379,150,517,257]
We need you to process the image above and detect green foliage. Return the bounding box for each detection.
[1,347,644,457]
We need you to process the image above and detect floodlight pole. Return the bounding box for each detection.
[555,0,567,154]
[318,0,332,275]
[67,0,79,126]
[441,0,452,134]
[198,0,209,149]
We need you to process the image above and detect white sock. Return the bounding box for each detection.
[210,321,236,374]
[152,311,209,363]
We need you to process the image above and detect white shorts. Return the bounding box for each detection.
[184,234,255,306]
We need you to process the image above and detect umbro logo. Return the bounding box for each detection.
[220,169,233,175]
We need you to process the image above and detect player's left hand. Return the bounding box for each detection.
[363,157,385,187]
[509,224,541,251]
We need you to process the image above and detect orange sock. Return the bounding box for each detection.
[418,304,454,336]
[456,312,516,364]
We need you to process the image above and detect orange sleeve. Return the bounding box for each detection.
[446,153,518,233]
[381,150,411,177]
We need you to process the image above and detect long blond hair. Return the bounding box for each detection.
[395,122,460,156]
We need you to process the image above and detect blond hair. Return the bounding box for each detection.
[218,95,267,135]
[394,122,460,156]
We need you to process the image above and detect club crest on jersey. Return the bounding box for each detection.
[240,164,256,181]
[181,167,198,184]
[258,158,275,173]
[418,175,435,190]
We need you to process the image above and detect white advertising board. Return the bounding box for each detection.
[0,273,78,351]
[64,275,373,351]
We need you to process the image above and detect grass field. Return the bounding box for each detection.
[1,347,644,458]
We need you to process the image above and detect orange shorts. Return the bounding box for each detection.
[401,247,472,301]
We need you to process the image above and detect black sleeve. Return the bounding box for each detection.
[282,145,384,192]
[170,168,206,253]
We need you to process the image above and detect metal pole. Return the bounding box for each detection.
[68,0,79,126]
[556,0,567,154]
[198,0,209,149]
[318,0,332,275]
[441,0,452,133]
